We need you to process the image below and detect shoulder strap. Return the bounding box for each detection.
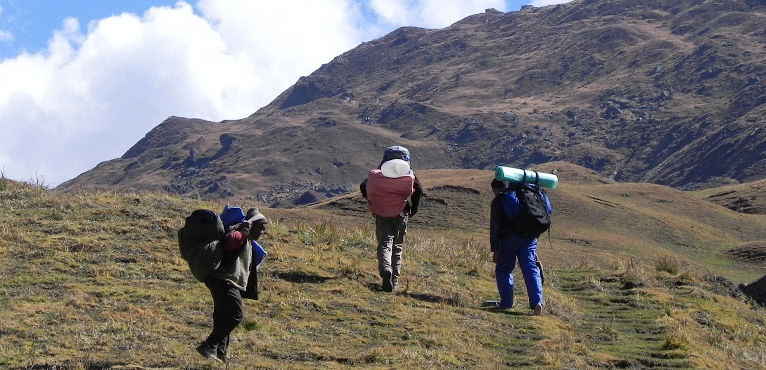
[520,170,541,185]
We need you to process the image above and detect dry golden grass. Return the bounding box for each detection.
[1,175,765,369]
[691,178,766,215]
[317,167,766,282]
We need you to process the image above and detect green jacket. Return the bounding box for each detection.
[209,229,253,290]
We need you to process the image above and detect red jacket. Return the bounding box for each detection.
[365,169,415,217]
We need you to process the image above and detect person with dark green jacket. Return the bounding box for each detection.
[196,209,268,363]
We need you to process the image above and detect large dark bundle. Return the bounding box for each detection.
[740,275,766,306]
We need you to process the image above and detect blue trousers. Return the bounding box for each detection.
[495,237,543,309]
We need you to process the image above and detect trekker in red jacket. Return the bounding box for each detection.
[360,146,423,292]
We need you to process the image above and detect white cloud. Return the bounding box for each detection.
[529,0,573,7]
[369,0,507,28]
[0,0,512,186]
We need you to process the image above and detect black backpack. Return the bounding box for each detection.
[505,183,551,239]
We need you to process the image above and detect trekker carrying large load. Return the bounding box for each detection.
[195,208,269,363]
[485,178,552,315]
[360,146,423,292]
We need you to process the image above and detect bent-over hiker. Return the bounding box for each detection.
[197,208,268,363]
[360,146,423,292]
[486,179,550,315]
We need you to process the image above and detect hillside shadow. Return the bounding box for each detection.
[489,308,528,316]
[274,271,335,284]
[364,282,389,293]
[361,284,462,306]
[399,291,461,306]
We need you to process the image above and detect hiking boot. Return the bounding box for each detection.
[196,342,223,362]
[381,270,393,292]
[533,304,543,316]
[391,276,399,290]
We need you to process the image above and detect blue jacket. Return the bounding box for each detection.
[490,187,552,252]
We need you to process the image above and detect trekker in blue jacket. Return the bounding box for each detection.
[486,179,551,315]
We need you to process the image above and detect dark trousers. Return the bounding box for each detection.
[204,278,244,358]
[375,215,408,281]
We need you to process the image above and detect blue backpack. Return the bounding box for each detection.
[219,205,267,268]
[220,205,246,230]
[383,146,410,162]
[378,145,411,168]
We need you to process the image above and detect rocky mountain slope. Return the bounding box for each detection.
[58,0,766,207]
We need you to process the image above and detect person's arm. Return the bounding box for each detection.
[360,179,368,199]
[490,197,504,253]
[224,222,251,252]
[408,176,423,216]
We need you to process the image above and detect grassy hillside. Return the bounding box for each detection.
[692,178,766,215]
[315,163,766,282]
[1,173,765,369]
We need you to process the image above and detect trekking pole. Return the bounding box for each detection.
[540,227,552,285]
[535,253,545,286]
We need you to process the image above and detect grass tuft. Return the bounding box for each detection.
[656,255,681,275]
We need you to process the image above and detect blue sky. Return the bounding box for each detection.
[0,1,176,57]
[0,0,568,186]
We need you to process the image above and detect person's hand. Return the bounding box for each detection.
[237,221,252,235]
[492,252,498,264]
[250,220,268,240]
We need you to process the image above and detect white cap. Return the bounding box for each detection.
[380,159,411,178]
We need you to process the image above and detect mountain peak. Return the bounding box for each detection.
[59,0,766,206]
